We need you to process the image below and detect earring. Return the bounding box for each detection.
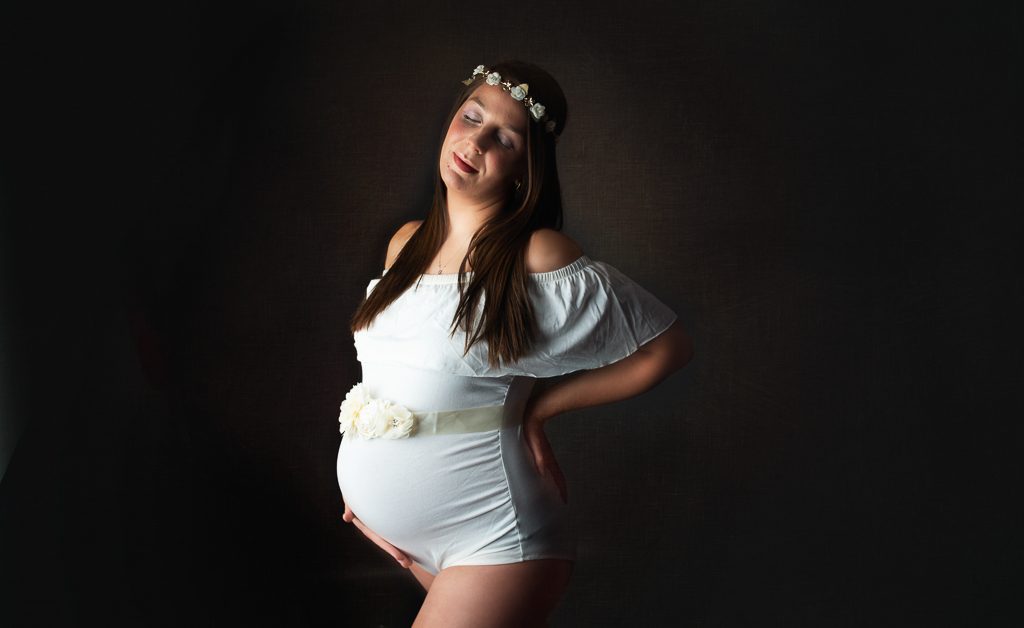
[514,180,522,190]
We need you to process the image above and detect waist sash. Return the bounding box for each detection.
[339,383,514,439]
[412,405,509,436]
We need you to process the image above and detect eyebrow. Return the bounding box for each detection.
[468,96,525,137]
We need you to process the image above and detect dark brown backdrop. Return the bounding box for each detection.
[1,1,1019,626]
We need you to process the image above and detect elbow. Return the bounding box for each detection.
[637,320,695,374]
[675,333,694,371]
[666,321,695,372]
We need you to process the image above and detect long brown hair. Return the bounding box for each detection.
[349,60,570,368]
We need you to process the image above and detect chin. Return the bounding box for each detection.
[439,167,459,191]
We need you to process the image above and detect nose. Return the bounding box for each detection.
[464,130,486,155]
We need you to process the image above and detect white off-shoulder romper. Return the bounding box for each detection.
[336,254,677,575]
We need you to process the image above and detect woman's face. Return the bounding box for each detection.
[439,83,529,202]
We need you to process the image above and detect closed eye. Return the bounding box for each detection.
[463,113,514,149]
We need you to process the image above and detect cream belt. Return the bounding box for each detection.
[338,382,509,439]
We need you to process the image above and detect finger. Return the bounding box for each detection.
[525,429,545,475]
[351,517,412,568]
[553,476,567,504]
[530,442,544,475]
[351,517,398,555]
[352,519,410,567]
[342,502,353,523]
[536,442,556,478]
[540,447,568,504]
[551,465,569,504]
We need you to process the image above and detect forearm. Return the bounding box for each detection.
[531,349,679,421]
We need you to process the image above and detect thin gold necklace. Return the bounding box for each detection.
[435,254,460,274]
[432,253,456,272]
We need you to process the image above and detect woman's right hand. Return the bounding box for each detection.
[522,412,569,505]
[342,502,412,569]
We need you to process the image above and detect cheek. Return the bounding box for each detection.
[445,119,470,144]
[494,150,523,173]
[484,155,510,179]
[440,126,457,149]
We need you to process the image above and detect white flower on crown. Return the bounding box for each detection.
[464,65,557,136]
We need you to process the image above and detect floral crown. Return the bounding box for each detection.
[462,65,559,140]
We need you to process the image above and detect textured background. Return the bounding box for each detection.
[1,1,1019,626]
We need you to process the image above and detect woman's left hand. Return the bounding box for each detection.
[343,502,412,569]
[522,411,568,505]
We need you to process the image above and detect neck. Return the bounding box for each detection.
[443,190,505,239]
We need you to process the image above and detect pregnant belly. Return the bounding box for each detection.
[336,429,516,554]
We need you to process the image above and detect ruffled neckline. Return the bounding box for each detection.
[380,254,593,285]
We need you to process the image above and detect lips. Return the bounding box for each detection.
[453,152,478,173]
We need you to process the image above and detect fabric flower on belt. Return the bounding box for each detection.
[338,382,415,439]
[381,403,414,438]
[338,383,368,435]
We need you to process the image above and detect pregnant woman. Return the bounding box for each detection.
[337,60,694,627]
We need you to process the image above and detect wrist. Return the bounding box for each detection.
[526,386,560,425]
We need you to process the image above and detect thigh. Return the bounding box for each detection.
[409,561,436,592]
[412,559,574,628]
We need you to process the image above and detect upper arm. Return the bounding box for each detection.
[525,228,585,273]
[384,220,424,270]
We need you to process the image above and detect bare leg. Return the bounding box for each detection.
[409,561,436,592]
[411,559,574,628]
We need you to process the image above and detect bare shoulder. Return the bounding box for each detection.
[385,219,424,270]
[525,228,585,273]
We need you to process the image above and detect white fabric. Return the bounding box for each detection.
[353,254,678,378]
[338,254,677,574]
